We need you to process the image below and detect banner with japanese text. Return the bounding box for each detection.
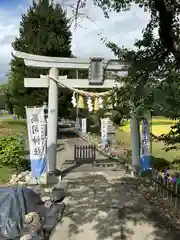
[81,118,87,137]
[101,118,108,145]
[140,118,151,171]
[26,106,46,178]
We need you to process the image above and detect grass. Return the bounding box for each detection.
[0,117,27,183]
[0,166,16,184]
[0,117,27,136]
[117,117,180,169]
[120,117,176,136]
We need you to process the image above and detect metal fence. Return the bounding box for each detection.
[152,170,180,208]
[74,144,96,163]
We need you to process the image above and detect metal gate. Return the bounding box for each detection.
[74,144,96,163]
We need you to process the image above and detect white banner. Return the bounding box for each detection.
[141,119,149,156]
[26,106,46,178]
[81,118,87,136]
[101,118,108,144]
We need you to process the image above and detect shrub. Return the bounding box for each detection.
[0,135,29,170]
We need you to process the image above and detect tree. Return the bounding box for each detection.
[7,0,72,117]
[102,32,162,117]
[77,0,180,66]
[0,84,6,110]
[106,22,180,154]
[74,0,175,116]
[153,66,180,152]
[74,0,180,156]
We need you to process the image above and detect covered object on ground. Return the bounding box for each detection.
[0,186,65,239]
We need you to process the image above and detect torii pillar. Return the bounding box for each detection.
[47,68,59,173]
[130,110,140,175]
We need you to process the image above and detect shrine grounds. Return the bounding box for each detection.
[0,116,179,183]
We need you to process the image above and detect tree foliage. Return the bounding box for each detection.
[77,0,180,151]
[7,0,73,117]
[84,0,180,66]
[103,33,180,151]
[101,33,160,117]
[153,67,180,151]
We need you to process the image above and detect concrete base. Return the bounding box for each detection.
[39,172,61,185]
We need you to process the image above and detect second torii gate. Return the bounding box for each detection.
[14,51,140,181]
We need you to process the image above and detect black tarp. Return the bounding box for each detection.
[0,186,65,239]
[0,186,42,239]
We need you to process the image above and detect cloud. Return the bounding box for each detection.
[70,3,150,58]
[0,24,18,45]
[0,0,151,83]
[56,1,150,57]
[0,7,23,83]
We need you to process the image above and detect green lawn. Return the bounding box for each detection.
[0,117,27,136]
[120,117,176,136]
[116,117,180,169]
[0,117,27,183]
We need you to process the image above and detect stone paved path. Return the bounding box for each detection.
[51,129,180,240]
[56,129,107,171]
[50,174,180,240]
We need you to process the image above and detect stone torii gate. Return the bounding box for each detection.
[14,51,140,180]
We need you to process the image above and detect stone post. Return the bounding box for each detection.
[130,110,140,175]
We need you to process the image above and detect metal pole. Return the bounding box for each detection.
[149,111,152,159]
[47,67,59,173]
[76,70,80,131]
[130,110,140,175]
[43,101,48,172]
[76,105,79,130]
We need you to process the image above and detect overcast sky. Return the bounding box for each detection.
[0,0,150,83]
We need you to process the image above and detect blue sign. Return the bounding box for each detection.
[140,118,151,171]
